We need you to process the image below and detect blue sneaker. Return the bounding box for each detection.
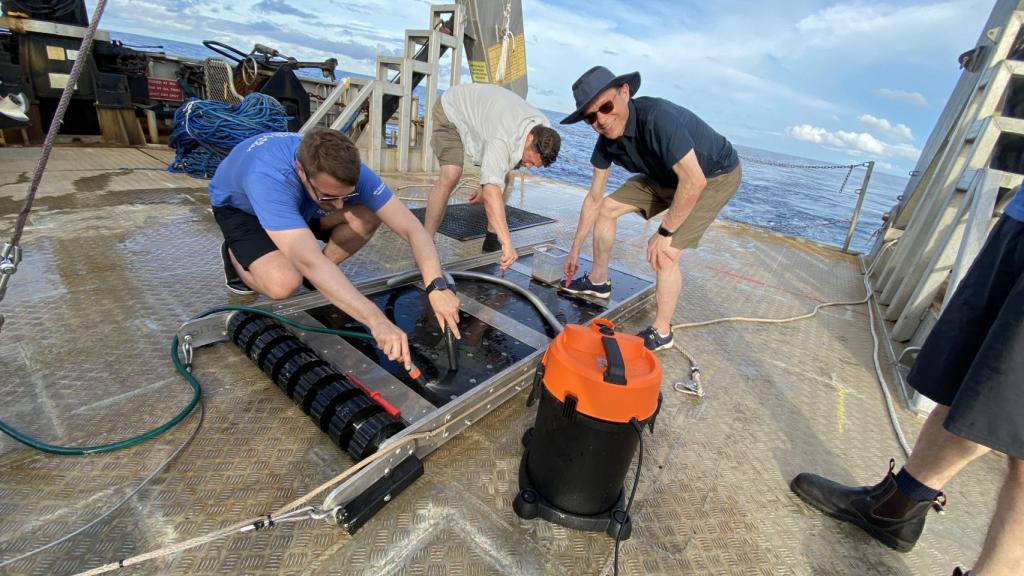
[561,273,612,299]
[637,326,674,351]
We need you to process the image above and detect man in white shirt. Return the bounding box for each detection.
[424,83,560,272]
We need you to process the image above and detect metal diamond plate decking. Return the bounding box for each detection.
[0,147,1006,575]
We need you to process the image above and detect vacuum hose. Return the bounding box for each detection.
[386,270,564,334]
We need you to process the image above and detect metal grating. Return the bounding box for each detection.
[410,203,556,241]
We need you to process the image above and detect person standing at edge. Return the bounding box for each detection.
[210,129,462,370]
[559,66,741,351]
[791,186,1024,576]
[424,83,561,273]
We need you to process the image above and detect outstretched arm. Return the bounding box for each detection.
[268,227,412,368]
[374,197,462,339]
[477,183,517,272]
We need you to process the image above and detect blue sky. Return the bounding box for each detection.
[88,0,993,174]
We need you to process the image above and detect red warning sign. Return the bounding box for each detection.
[147,78,183,102]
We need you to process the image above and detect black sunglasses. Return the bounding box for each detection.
[581,85,618,125]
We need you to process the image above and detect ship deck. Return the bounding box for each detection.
[0,145,1007,575]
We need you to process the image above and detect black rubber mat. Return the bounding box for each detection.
[410,203,556,241]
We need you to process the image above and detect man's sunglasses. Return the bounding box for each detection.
[584,85,625,126]
[584,99,616,126]
[301,162,352,202]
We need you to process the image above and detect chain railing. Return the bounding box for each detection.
[739,155,869,170]
[738,156,876,253]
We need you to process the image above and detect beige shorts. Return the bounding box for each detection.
[609,164,742,249]
[430,100,464,167]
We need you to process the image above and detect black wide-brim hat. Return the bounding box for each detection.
[560,66,641,125]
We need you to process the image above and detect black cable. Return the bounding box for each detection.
[614,417,644,576]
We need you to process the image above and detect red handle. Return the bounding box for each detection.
[347,372,402,419]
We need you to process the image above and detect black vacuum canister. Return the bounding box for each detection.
[514,319,662,538]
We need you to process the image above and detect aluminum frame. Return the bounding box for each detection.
[178,241,654,520]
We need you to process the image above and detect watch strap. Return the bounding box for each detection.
[425,277,450,294]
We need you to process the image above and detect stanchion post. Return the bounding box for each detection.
[843,161,875,253]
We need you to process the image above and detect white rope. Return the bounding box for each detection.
[72,373,526,574]
[670,241,910,456]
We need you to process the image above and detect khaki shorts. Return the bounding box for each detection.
[430,100,464,167]
[609,164,742,249]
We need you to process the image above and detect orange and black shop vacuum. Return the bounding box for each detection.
[513,319,662,539]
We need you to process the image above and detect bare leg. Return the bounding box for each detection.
[319,205,381,264]
[590,197,639,284]
[905,405,991,488]
[424,164,463,235]
[973,458,1024,576]
[231,248,302,300]
[652,247,683,335]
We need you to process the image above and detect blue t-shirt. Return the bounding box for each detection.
[1006,185,1024,222]
[208,132,393,230]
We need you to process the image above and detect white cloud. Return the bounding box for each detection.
[786,124,920,159]
[876,88,929,107]
[796,2,962,50]
[858,114,914,140]
[99,0,990,173]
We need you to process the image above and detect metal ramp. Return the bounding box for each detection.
[868,0,1024,411]
[176,244,654,532]
[300,4,466,173]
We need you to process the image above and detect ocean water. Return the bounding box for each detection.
[112,31,906,253]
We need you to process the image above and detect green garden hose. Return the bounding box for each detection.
[0,306,374,455]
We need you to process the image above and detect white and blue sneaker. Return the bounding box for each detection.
[637,326,674,351]
[561,273,612,299]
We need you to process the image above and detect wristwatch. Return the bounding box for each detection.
[657,225,673,237]
[425,276,451,294]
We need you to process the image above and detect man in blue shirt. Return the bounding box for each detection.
[559,66,741,351]
[209,129,461,369]
[792,188,1024,575]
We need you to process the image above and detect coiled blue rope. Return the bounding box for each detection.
[168,93,291,179]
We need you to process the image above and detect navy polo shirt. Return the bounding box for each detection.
[591,97,739,189]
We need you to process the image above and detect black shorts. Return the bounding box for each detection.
[212,205,331,270]
[907,215,1024,459]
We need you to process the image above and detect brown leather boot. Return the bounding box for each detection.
[790,460,942,552]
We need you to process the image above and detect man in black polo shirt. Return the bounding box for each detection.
[560,66,742,351]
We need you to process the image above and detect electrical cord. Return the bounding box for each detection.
[613,417,644,576]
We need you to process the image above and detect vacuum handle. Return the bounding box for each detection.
[526,363,545,407]
[600,335,627,385]
[444,326,458,372]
